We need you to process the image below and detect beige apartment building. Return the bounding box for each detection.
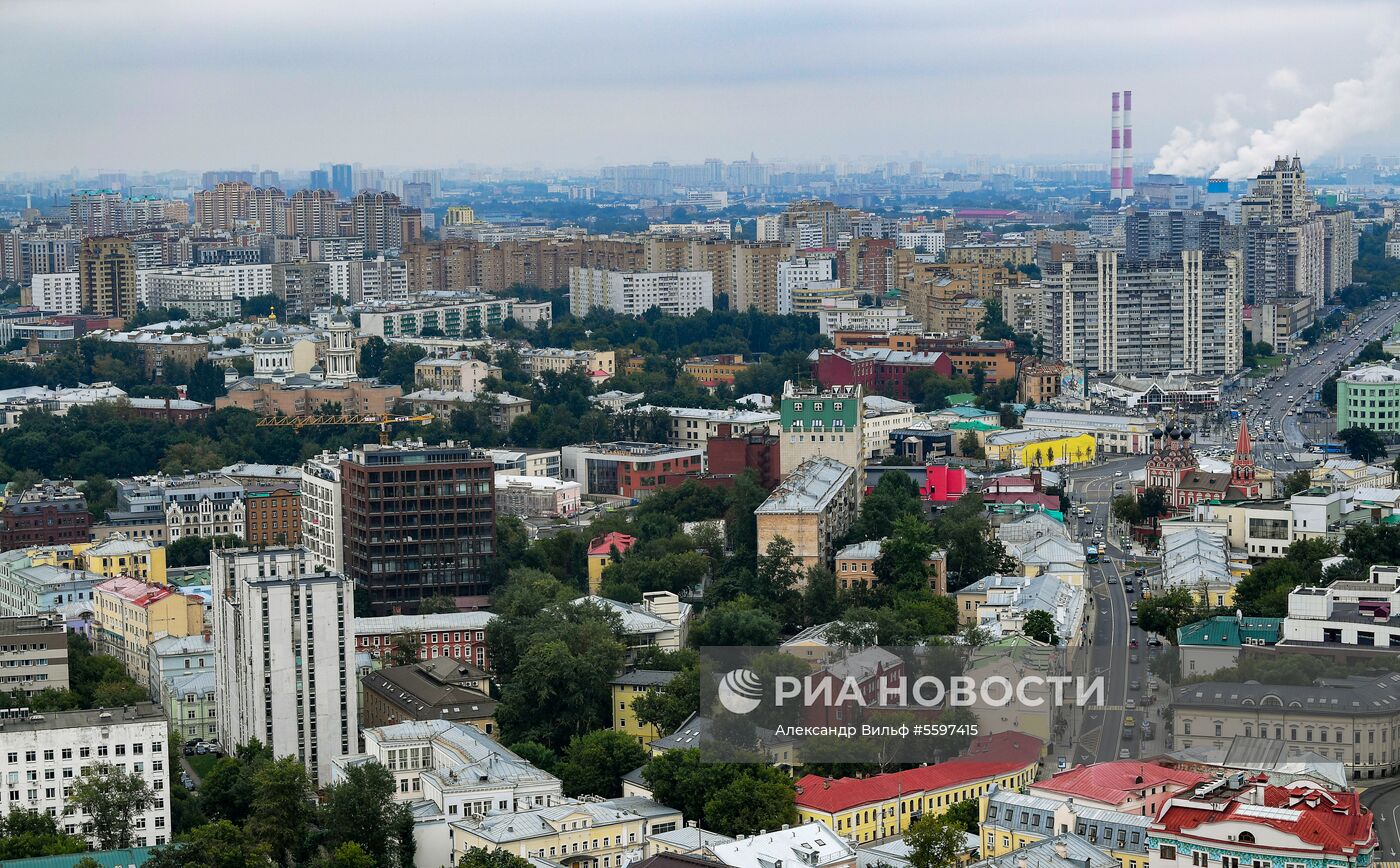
[755,457,860,577]
[448,797,683,865]
[79,237,139,320]
[414,352,500,393]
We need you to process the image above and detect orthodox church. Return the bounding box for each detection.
[1140,420,1261,514]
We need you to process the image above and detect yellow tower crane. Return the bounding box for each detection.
[254,413,435,446]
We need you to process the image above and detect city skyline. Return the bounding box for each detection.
[4,0,1400,175]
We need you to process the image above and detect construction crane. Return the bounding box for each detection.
[255,413,434,446]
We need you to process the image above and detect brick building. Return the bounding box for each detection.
[706,424,782,490]
[243,483,301,547]
[0,481,91,549]
[812,348,953,401]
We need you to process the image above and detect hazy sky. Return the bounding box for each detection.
[3,0,1399,175]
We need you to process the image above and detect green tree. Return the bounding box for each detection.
[358,336,389,378]
[143,820,268,868]
[874,514,937,594]
[166,534,244,568]
[185,360,228,403]
[385,631,423,666]
[1137,588,1208,639]
[958,431,985,459]
[1022,609,1058,645]
[314,843,378,868]
[801,565,841,623]
[321,762,415,868]
[246,756,315,864]
[1338,426,1386,462]
[642,749,797,836]
[456,848,533,868]
[0,809,86,859]
[1283,470,1313,496]
[631,667,700,736]
[1111,493,1142,524]
[906,813,971,868]
[944,798,980,833]
[496,627,626,748]
[70,762,155,849]
[418,594,458,614]
[558,729,650,797]
[702,774,799,838]
[161,438,225,474]
[690,599,781,646]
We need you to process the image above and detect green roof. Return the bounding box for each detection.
[1,849,154,868]
[949,420,1003,432]
[1176,615,1282,648]
[945,393,978,407]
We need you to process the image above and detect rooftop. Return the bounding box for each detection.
[755,458,856,515]
[0,703,165,733]
[1034,761,1207,806]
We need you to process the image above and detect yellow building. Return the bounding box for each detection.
[795,732,1042,844]
[610,669,678,744]
[92,575,205,681]
[984,430,1096,468]
[25,535,169,584]
[449,797,683,865]
[79,535,168,583]
[790,283,857,315]
[587,532,637,596]
[443,205,478,226]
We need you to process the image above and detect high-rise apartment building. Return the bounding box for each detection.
[1,223,81,284]
[731,242,792,313]
[1124,210,1225,260]
[1041,250,1243,376]
[68,190,125,236]
[78,236,139,319]
[351,191,403,254]
[192,182,287,234]
[340,441,496,613]
[777,256,837,315]
[300,451,345,574]
[212,546,356,787]
[286,188,340,238]
[1246,156,1314,224]
[568,267,714,317]
[331,163,354,198]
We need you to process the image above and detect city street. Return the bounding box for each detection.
[1063,454,1158,767]
[1225,299,1400,475]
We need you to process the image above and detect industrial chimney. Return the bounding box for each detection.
[1110,92,1122,200]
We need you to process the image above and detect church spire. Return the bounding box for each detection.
[1235,418,1252,457]
[1232,419,1255,483]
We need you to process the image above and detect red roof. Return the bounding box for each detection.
[795,732,1041,813]
[1155,783,1376,856]
[1235,418,1252,456]
[1034,761,1207,806]
[588,532,638,557]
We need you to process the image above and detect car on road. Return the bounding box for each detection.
[1134,567,1145,577]
[1114,470,1123,477]
[1128,638,1138,648]
[1130,679,1140,690]
[1125,699,1136,709]
[1147,636,1162,646]
[1124,714,1135,727]
[1058,756,1067,771]
[1107,576,1117,584]
[1148,678,1160,691]
[1129,653,1139,664]
[1119,748,1131,759]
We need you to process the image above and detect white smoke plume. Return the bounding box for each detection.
[1152,48,1400,180]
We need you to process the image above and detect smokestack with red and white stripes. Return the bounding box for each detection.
[1110,92,1122,200]
[1121,90,1134,200]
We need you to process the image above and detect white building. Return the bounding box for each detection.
[817,299,922,337]
[712,822,856,868]
[777,256,837,315]
[896,231,946,256]
[568,268,714,318]
[212,547,357,787]
[300,450,346,574]
[640,405,779,450]
[495,474,582,519]
[1022,409,1159,455]
[29,272,82,315]
[861,396,918,459]
[0,705,172,849]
